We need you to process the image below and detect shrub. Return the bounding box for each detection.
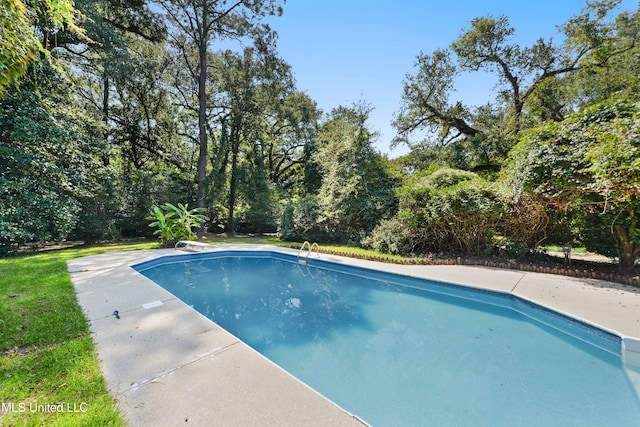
[502,100,640,271]
[147,203,208,247]
[361,217,414,255]
[278,195,331,242]
[366,168,504,256]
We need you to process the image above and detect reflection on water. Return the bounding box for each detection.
[145,257,373,350]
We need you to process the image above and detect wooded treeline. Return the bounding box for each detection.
[1,0,638,271]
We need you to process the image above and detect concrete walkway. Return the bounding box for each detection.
[68,245,640,426]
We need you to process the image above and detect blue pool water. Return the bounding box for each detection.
[133,252,640,426]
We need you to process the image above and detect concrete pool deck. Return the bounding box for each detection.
[67,244,640,426]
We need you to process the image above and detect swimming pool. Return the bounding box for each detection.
[133,251,640,426]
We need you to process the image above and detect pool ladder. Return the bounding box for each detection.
[297,241,319,265]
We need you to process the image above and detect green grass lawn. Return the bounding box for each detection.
[0,241,157,426]
[540,244,591,255]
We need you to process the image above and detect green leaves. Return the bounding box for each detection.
[0,0,39,91]
[0,65,104,254]
[451,15,519,72]
[583,105,640,198]
[396,1,638,173]
[505,100,640,270]
[0,0,86,92]
[365,168,503,256]
[313,103,396,242]
[146,203,208,247]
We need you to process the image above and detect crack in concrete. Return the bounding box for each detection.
[510,272,527,293]
[117,340,241,397]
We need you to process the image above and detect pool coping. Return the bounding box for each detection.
[67,244,640,426]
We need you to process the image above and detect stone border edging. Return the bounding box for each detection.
[299,246,640,288]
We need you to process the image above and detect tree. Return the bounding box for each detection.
[394,1,639,171]
[202,34,309,235]
[564,5,640,105]
[159,0,283,213]
[237,141,278,233]
[208,45,274,234]
[313,102,396,242]
[0,0,84,91]
[2,0,162,93]
[109,39,188,171]
[0,65,104,252]
[505,100,639,272]
[261,91,320,190]
[62,1,190,239]
[61,0,170,168]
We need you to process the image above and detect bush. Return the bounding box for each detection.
[502,100,640,271]
[421,167,477,188]
[147,203,208,247]
[71,168,122,244]
[361,217,414,255]
[499,193,570,249]
[366,168,504,256]
[278,195,331,242]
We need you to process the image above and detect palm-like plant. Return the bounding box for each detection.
[147,203,209,246]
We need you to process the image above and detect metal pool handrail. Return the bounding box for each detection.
[297,241,320,264]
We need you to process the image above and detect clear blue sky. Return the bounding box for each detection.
[265,0,637,157]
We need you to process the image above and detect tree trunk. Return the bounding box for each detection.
[615,225,639,273]
[226,135,240,236]
[102,72,110,166]
[196,43,208,212]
